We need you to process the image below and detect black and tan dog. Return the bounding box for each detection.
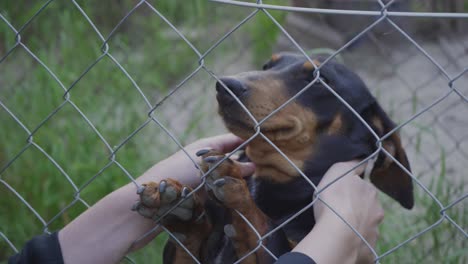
[132,52,414,264]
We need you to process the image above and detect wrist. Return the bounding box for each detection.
[59,183,159,264]
[293,211,359,264]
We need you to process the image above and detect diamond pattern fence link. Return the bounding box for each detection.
[1,0,467,263]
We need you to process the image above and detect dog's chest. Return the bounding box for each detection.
[247,177,317,241]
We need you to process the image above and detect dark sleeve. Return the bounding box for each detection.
[275,252,316,264]
[8,232,64,264]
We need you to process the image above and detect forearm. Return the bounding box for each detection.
[292,214,359,264]
[58,183,156,264]
[57,134,251,264]
[59,155,195,264]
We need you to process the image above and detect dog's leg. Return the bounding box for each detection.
[199,150,271,264]
[132,179,211,264]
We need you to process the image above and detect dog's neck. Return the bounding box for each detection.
[246,133,374,225]
[247,172,319,242]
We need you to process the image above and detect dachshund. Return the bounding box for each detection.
[132,52,414,264]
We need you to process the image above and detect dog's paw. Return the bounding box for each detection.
[132,178,203,223]
[197,149,251,210]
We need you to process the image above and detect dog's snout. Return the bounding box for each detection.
[216,78,247,98]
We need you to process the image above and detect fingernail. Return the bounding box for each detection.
[214,178,226,187]
[159,180,167,193]
[196,149,210,157]
[181,187,190,198]
[224,224,237,238]
[204,156,218,163]
[131,201,140,211]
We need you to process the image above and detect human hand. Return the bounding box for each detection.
[314,161,384,263]
[136,133,256,188]
[59,134,255,263]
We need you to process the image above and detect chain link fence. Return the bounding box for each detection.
[1,0,467,263]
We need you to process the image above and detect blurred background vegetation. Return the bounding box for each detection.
[1,0,466,263]
[0,0,285,263]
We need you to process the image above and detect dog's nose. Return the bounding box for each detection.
[216,78,247,98]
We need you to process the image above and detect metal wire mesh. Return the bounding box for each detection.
[1,0,466,263]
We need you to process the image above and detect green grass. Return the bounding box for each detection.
[377,159,467,263]
[0,0,285,262]
[0,1,226,262]
[247,3,287,65]
[375,118,467,263]
[2,1,466,263]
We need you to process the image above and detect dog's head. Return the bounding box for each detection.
[215,52,413,209]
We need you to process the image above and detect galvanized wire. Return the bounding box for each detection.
[0,1,466,263]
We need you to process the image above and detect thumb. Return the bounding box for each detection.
[320,160,365,186]
[236,161,256,178]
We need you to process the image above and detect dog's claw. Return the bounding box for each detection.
[224,224,237,238]
[181,187,190,198]
[196,149,210,157]
[137,185,145,195]
[204,156,219,163]
[214,178,226,187]
[131,201,140,211]
[159,180,167,193]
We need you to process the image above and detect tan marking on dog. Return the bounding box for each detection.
[229,196,269,264]
[327,112,343,135]
[372,116,396,168]
[244,103,318,183]
[271,53,281,62]
[218,74,318,183]
[200,151,270,264]
[372,116,384,134]
[303,60,321,71]
[138,179,212,263]
[382,141,396,168]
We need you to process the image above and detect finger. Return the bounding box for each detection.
[352,160,367,176]
[375,204,385,224]
[320,160,362,186]
[356,243,376,264]
[192,134,244,154]
[210,133,245,153]
[237,162,256,178]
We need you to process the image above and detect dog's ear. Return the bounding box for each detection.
[368,103,414,209]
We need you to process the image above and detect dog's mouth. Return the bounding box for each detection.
[215,75,306,142]
[219,106,301,142]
